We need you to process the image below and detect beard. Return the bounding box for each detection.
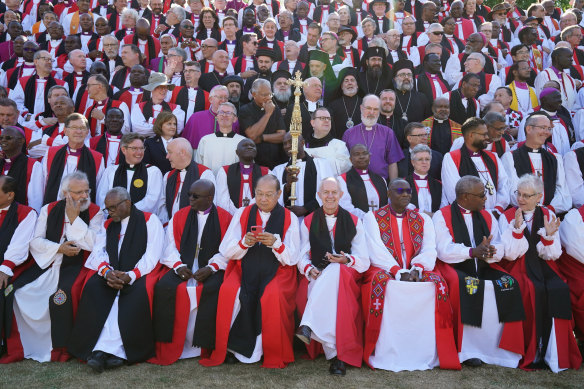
[367,65,382,79]
[273,89,292,103]
[79,198,91,212]
[229,93,241,103]
[361,115,378,127]
[395,78,413,92]
[472,138,487,150]
[342,86,358,96]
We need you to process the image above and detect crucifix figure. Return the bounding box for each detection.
[369,200,378,211]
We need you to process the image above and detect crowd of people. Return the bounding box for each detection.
[1,0,584,377]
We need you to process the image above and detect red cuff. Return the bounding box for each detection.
[132,268,142,279]
[1,260,16,270]
[412,263,425,272]
[390,265,400,276]
[209,263,219,271]
[512,231,523,239]
[238,240,248,250]
[273,243,285,254]
[540,236,554,246]
[348,255,355,267]
[546,205,556,214]
[495,206,504,214]
[469,248,474,258]
[172,261,183,269]
[303,264,312,274]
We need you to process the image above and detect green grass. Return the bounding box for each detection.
[1,354,583,389]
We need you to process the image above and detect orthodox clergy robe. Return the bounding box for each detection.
[442,147,509,214]
[215,162,270,215]
[304,137,351,176]
[500,207,581,372]
[160,161,216,224]
[559,206,584,344]
[406,173,442,214]
[41,145,105,205]
[296,206,369,367]
[96,162,164,215]
[361,206,460,371]
[433,203,525,368]
[0,153,44,212]
[338,167,388,219]
[327,95,362,140]
[8,201,101,363]
[0,203,37,363]
[67,206,164,363]
[502,145,571,214]
[392,90,431,123]
[131,101,185,138]
[149,205,232,365]
[195,132,248,174]
[563,148,584,208]
[342,124,405,180]
[272,155,335,216]
[199,204,300,368]
[421,117,463,156]
[182,109,240,150]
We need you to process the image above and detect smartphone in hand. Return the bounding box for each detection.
[251,225,263,237]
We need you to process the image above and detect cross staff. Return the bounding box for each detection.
[286,71,304,206]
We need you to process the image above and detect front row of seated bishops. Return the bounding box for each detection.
[1,172,584,375]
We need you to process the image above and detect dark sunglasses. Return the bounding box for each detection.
[393,188,412,195]
[23,47,39,52]
[432,31,444,35]
[466,190,487,198]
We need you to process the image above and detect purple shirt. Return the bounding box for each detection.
[342,123,404,179]
[182,109,240,149]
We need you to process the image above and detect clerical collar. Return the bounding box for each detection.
[458,204,472,214]
[388,205,404,218]
[240,163,253,175]
[129,86,142,92]
[215,130,235,138]
[107,133,122,139]
[466,147,480,157]
[515,81,528,90]
[434,117,445,123]
[357,168,368,175]
[413,173,427,180]
[81,31,92,36]
[68,146,81,156]
[324,208,338,217]
[198,204,212,215]
[527,147,542,153]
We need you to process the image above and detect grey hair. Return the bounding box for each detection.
[102,35,119,45]
[121,7,139,22]
[160,33,177,46]
[48,85,68,98]
[60,171,89,196]
[483,111,506,125]
[455,175,483,198]
[517,174,544,195]
[369,37,389,57]
[263,17,277,28]
[279,9,293,20]
[169,46,187,61]
[209,84,228,97]
[218,101,237,113]
[525,113,548,128]
[451,0,463,7]
[251,78,271,94]
[318,176,341,192]
[326,12,339,22]
[257,174,281,191]
[361,17,375,28]
[411,144,432,162]
[362,94,381,106]
[169,5,187,22]
[468,52,486,67]
[107,187,131,202]
[33,50,50,61]
[168,137,193,158]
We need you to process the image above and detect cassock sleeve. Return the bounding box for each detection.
[200,168,218,204]
[337,176,365,219]
[297,218,313,278]
[564,150,584,208]
[96,165,115,208]
[493,153,510,213]
[344,217,370,273]
[0,210,37,277]
[215,167,238,215]
[160,217,182,269]
[362,212,401,275]
[8,81,25,113]
[499,214,529,261]
[331,139,351,174]
[29,205,63,269]
[65,209,103,252]
[535,212,562,261]
[127,213,164,284]
[117,102,131,134]
[445,55,463,87]
[534,70,551,96]
[134,166,164,215]
[130,106,155,137]
[440,153,458,206]
[549,153,572,214]
[410,212,438,272]
[560,209,584,264]
[27,160,45,213]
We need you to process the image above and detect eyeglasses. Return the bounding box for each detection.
[217,110,236,116]
[67,126,88,131]
[315,116,332,121]
[124,146,145,151]
[396,73,413,79]
[37,57,53,62]
[23,47,39,52]
[514,190,540,200]
[102,200,127,214]
[431,31,444,35]
[69,189,91,196]
[182,25,194,29]
[409,133,428,138]
[393,188,412,195]
[529,125,554,132]
[201,44,217,49]
[466,190,487,198]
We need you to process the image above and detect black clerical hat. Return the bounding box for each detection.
[363,46,386,61]
[391,59,415,78]
[338,25,357,43]
[272,69,291,83]
[222,74,244,88]
[256,46,276,60]
[368,0,389,13]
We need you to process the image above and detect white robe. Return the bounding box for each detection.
[0,207,37,277]
[304,138,351,176]
[215,165,272,215]
[560,208,584,264]
[131,104,186,137]
[219,206,300,363]
[195,132,247,174]
[563,150,584,208]
[17,204,102,362]
[160,168,216,224]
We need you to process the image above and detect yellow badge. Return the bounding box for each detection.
[133,179,144,188]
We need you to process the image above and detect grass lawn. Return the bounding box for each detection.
[1,353,583,389]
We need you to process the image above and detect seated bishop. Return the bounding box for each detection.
[272,133,335,219]
[150,180,232,365]
[67,187,164,373]
[161,138,216,224]
[96,133,164,216]
[199,175,300,368]
[5,173,102,363]
[295,177,369,376]
[361,179,460,372]
[0,176,37,363]
[499,174,581,372]
[433,176,526,368]
[338,144,388,219]
[216,138,271,215]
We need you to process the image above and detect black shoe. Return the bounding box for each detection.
[104,354,125,370]
[329,358,346,376]
[463,358,483,367]
[87,351,106,373]
[295,325,312,345]
[225,352,239,364]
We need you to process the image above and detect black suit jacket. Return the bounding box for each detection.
[275,28,302,43]
[143,136,172,175]
[397,147,443,180]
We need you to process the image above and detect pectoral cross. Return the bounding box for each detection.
[242,197,250,206]
[485,181,495,196]
[369,201,378,211]
[536,170,543,178]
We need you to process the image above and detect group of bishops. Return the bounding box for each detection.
[1,0,584,377]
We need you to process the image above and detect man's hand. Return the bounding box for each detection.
[113,270,131,285]
[409,269,421,282]
[0,271,10,289]
[28,139,42,149]
[58,241,81,257]
[177,266,193,281]
[43,117,59,126]
[263,100,275,115]
[399,271,412,281]
[244,232,258,246]
[106,270,125,290]
[256,232,277,246]
[284,166,299,184]
[91,108,105,120]
[114,65,125,73]
[325,252,349,264]
[193,266,212,282]
[87,50,101,61]
[514,208,524,230]
[155,24,168,35]
[471,235,495,260]
[286,205,309,217]
[308,267,321,280]
[240,70,258,79]
[544,214,560,236]
[65,193,82,223]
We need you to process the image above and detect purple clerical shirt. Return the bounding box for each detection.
[342,123,404,179]
[182,109,240,149]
